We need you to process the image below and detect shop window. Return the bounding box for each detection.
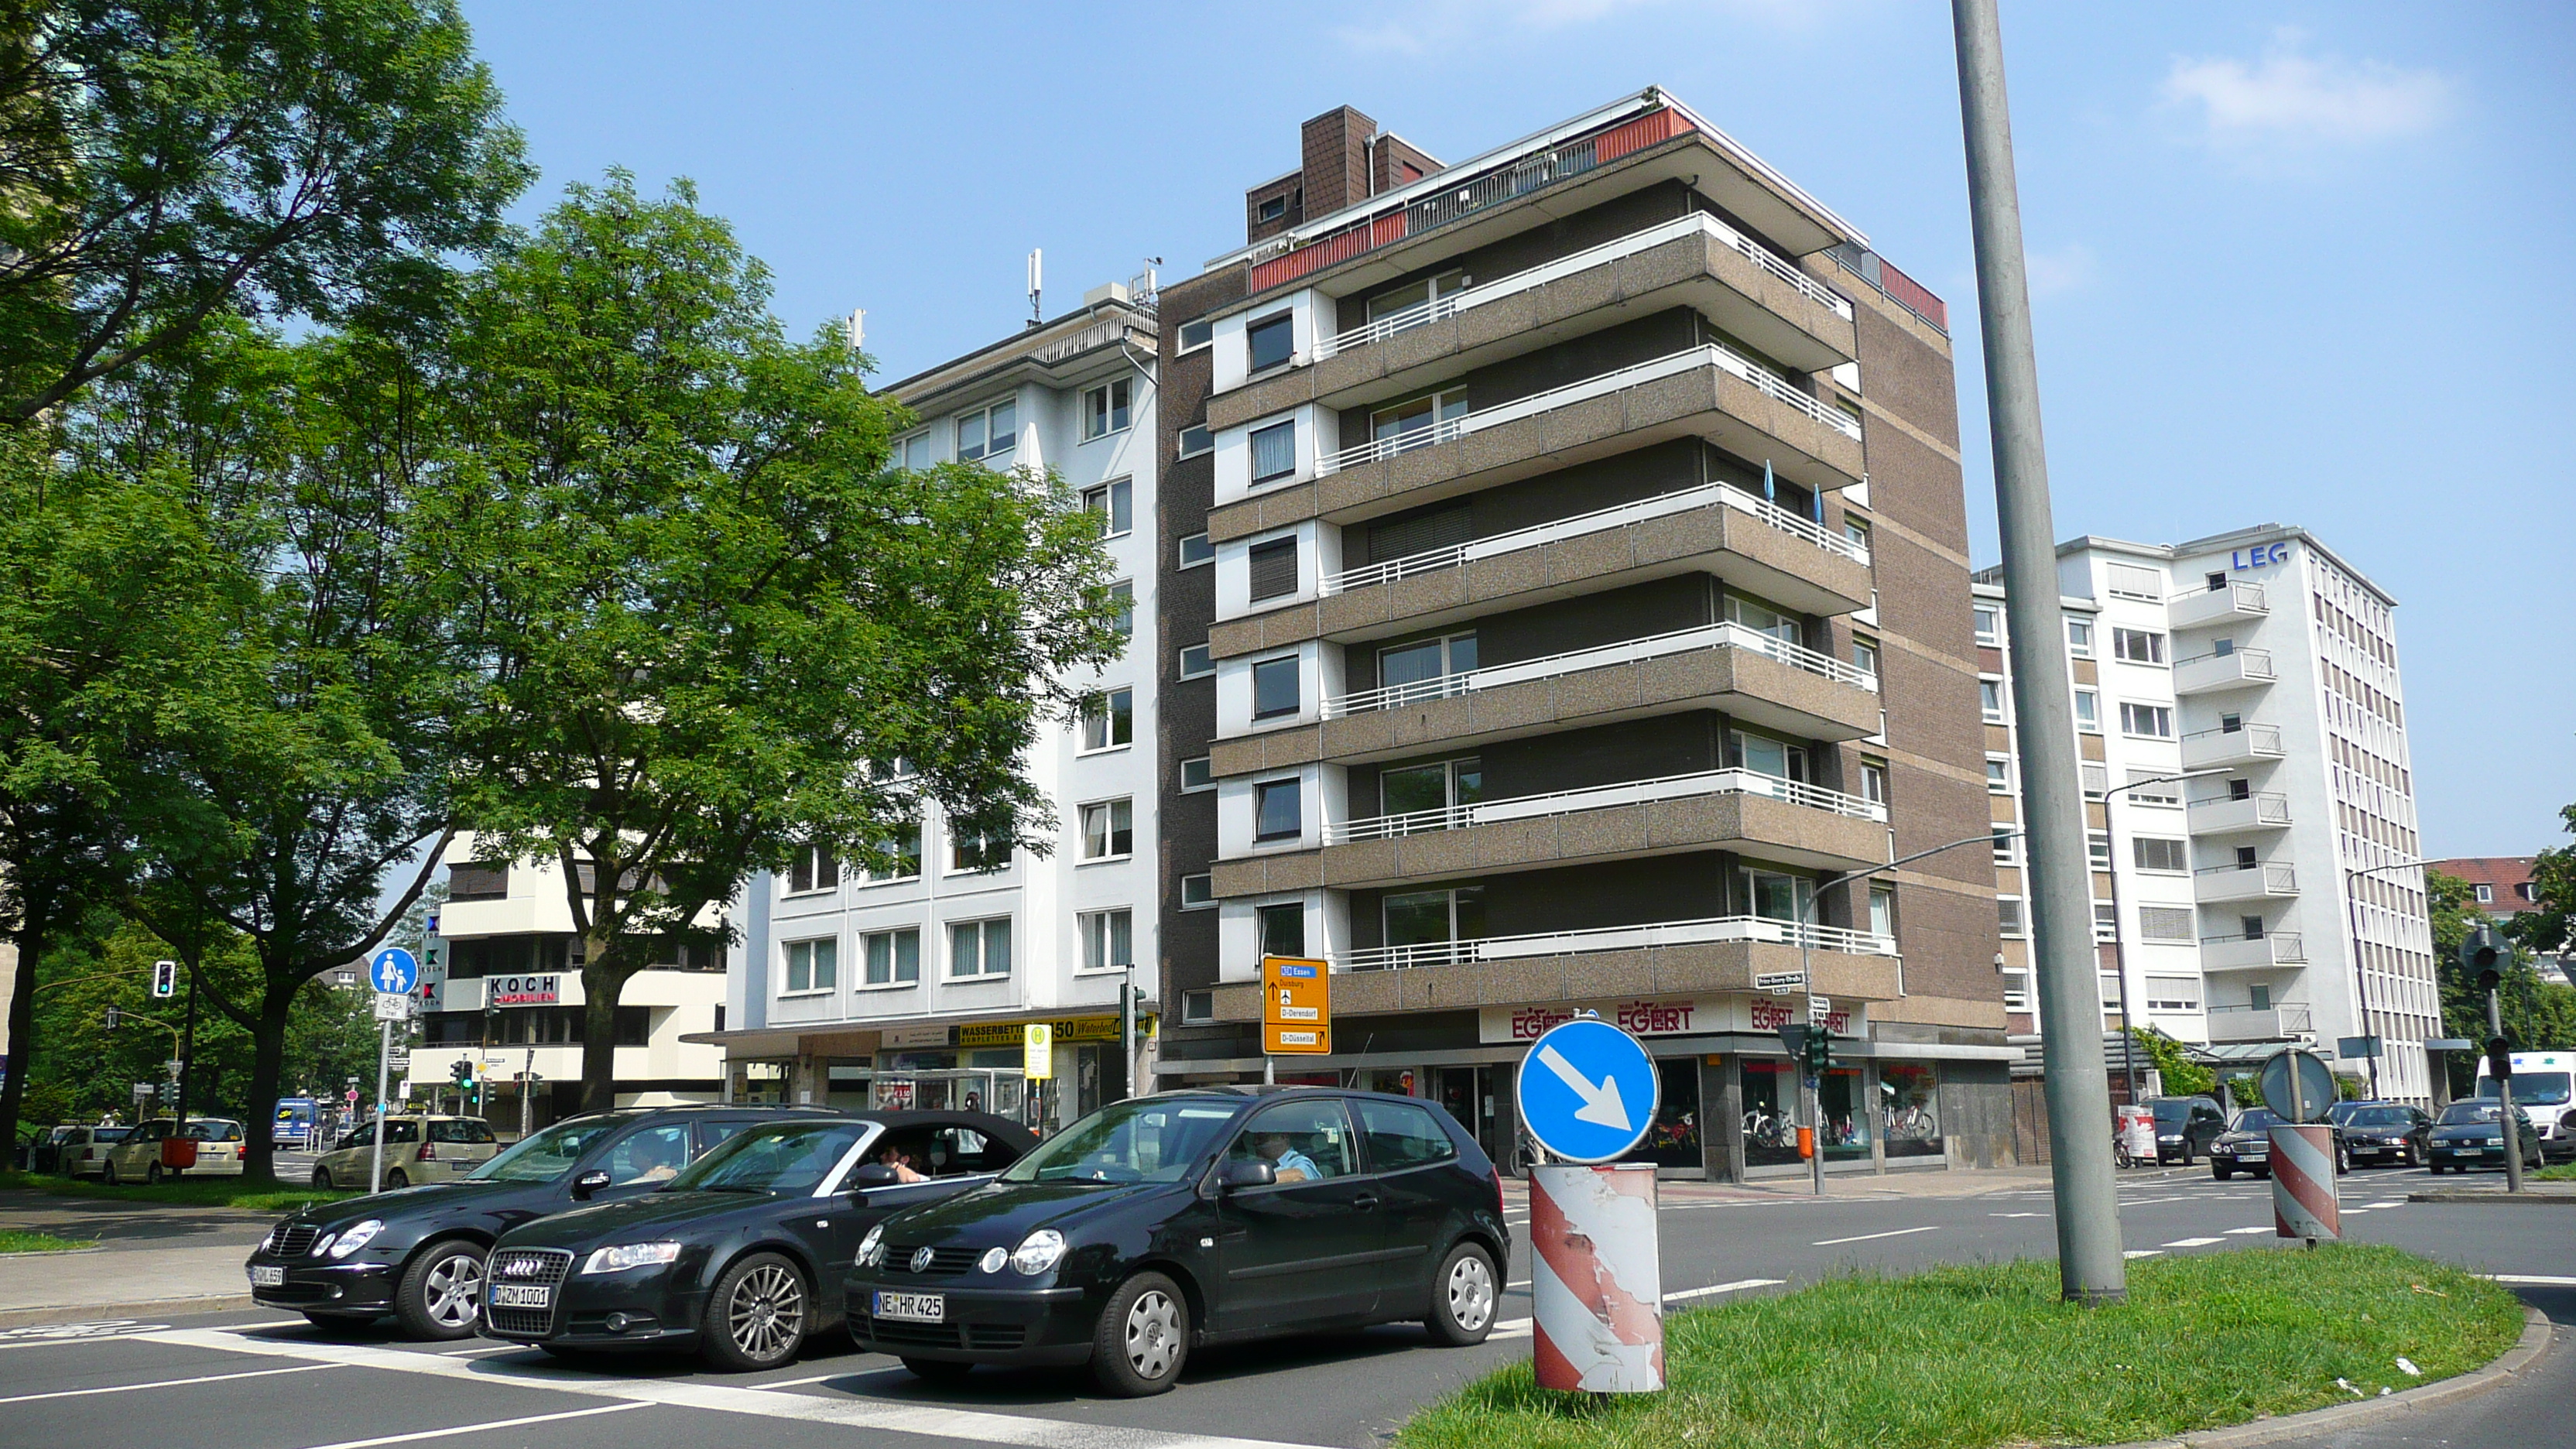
[1882,1063,1941,1159]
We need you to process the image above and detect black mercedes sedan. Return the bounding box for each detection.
[243,1105,841,1338]
[481,1111,1034,1369]
[842,1088,1510,1397]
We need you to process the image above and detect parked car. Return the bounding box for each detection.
[311,1116,500,1190]
[53,1125,131,1179]
[2427,1101,2542,1173]
[244,1105,839,1339]
[2330,1101,2434,1170]
[102,1118,245,1184]
[482,1112,1034,1368]
[2146,1096,2228,1165]
[844,1088,1509,1397]
[2208,1108,2283,1180]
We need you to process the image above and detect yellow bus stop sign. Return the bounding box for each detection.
[1023,1023,1053,1079]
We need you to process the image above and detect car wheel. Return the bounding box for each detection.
[701,1252,807,1372]
[902,1356,976,1383]
[2335,1146,2350,1174]
[2401,1143,2419,1167]
[1425,1242,1499,1347]
[2179,1141,2193,1167]
[101,1160,120,1187]
[395,1241,487,1340]
[386,1170,409,1190]
[146,1163,163,1186]
[313,1167,333,1188]
[2212,1164,2232,1180]
[1091,1271,1190,1397]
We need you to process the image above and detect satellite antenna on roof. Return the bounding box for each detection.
[1027,248,1043,328]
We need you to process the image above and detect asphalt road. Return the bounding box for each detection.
[0,1162,2564,1449]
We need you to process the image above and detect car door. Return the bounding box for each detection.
[1353,1097,1463,1316]
[2193,1104,2227,1156]
[115,1120,164,1177]
[324,1123,372,1184]
[1211,1098,1379,1331]
[587,1120,697,1201]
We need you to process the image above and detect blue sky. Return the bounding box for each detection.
[459,1,2573,859]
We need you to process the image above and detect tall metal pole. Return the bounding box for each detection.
[1951,0,2125,1303]
[1797,905,1823,1195]
[368,1019,392,1194]
[2487,985,2523,1194]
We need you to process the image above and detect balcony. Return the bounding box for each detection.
[2181,722,2285,770]
[2167,581,2269,630]
[2194,861,2298,904]
[1341,913,1893,972]
[2199,933,2306,972]
[2206,1002,2314,1043]
[2187,792,2292,837]
[2175,647,2276,696]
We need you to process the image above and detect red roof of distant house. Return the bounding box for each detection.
[2429,857,2537,912]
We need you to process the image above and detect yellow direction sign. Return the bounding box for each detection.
[1023,1023,1054,1079]
[1262,955,1332,1055]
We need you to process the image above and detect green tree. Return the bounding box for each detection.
[0,0,528,424]
[2128,1027,2215,1098]
[2509,803,2575,957]
[429,175,1122,1111]
[2427,868,2576,1094]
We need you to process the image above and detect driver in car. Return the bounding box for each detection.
[875,1142,928,1183]
[1254,1132,1321,1184]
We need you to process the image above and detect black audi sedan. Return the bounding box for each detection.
[2330,1101,2434,1170]
[480,1111,1033,1368]
[843,1088,1509,1397]
[244,1105,840,1338]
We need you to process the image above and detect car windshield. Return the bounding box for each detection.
[2476,1072,2573,1107]
[999,1098,1245,1185]
[467,1114,641,1182]
[184,1120,244,1142]
[2231,1108,2281,1131]
[2440,1102,2506,1125]
[2347,1107,2412,1127]
[667,1121,868,1195]
[95,1126,129,1142]
[2150,1101,2193,1124]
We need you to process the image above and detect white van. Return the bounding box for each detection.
[2472,1051,2575,1161]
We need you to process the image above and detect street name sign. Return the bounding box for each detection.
[1515,1016,1659,1164]
[1754,971,1804,992]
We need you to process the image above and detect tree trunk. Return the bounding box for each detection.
[0,901,46,1166]
[579,957,627,1115]
[238,981,296,1184]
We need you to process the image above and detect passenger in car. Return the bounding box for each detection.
[875,1142,928,1183]
[1255,1132,1321,1184]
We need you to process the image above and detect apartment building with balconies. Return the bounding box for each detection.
[694,288,1164,1132]
[1153,91,2009,1180]
[1978,525,2441,1102]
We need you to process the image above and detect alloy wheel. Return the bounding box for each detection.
[423,1252,484,1331]
[1123,1289,1182,1382]
[728,1263,805,1362]
[1447,1252,1495,1332]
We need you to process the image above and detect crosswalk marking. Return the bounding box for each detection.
[2162,1237,2225,1248]
[2123,1249,2163,1259]
[2224,1226,2273,1235]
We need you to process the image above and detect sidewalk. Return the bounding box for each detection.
[0,1190,271,1327]
[1500,1163,2167,1206]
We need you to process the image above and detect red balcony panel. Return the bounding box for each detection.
[1873,258,1947,331]
[1592,106,1694,164]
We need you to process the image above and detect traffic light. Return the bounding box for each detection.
[103,1005,121,1029]
[2461,927,2508,992]
[449,1060,471,1086]
[151,960,177,999]
[2486,1036,2514,1083]
[1806,1024,1834,1077]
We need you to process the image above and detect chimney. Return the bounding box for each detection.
[1300,106,1377,218]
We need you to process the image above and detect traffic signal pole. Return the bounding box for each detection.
[1952,0,2126,1304]
[2488,981,2523,1194]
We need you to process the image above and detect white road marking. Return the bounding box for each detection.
[1812,1226,1937,1246]
[0,1361,340,1404]
[754,1370,864,1391]
[2365,1201,2406,1208]
[1663,1278,1783,1303]
[2489,1275,2576,1286]
[2343,1208,2370,1214]
[1989,1211,2045,1218]
[433,1344,527,1357]
[2162,1238,2225,1248]
[290,1403,646,1449]
[2124,1250,2163,1259]
[2224,1226,2273,1235]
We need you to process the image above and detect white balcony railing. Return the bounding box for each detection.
[1312,212,1852,363]
[2200,932,2305,969]
[1324,766,1884,845]
[1337,912,1897,973]
[1320,619,1876,720]
[1317,342,1861,477]
[2181,721,2285,766]
[2194,862,2298,896]
[2176,647,2276,693]
[1322,478,1865,597]
[2187,791,2293,832]
[2206,1002,2314,1041]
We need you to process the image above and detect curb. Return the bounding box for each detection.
[0,1293,256,1330]
[2093,1305,2554,1449]
[2406,1189,2576,1205]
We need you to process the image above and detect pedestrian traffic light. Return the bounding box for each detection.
[2461,927,2507,992]
[1806,1025,1834,1077]
[151,960,177,999]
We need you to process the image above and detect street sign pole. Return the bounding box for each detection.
[368,1018,391,1194]
[2489,978,2523,1194]
[1514,1016,1664,1393]
[1797,908,1824,1197]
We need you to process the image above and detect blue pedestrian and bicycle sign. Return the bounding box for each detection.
[1515,1016,1660,1164]
[368,947,420,996]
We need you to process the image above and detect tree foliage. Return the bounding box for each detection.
[2128,1026,2215,1098]
[2509,803,2576,958]
[2427,868,2576,1094]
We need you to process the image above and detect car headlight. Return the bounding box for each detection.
[2158,1134,2181,1143]
[581,1242,682,1275]
[326,1221,382,1260]
[2484,1136,2505,1146]
[1010,1229,1066,1276]
[857,1225,886,1269]
[978,1247,1009,1274]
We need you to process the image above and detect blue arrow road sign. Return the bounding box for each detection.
[1515,1016,1660,1164]
[368,947,420,996]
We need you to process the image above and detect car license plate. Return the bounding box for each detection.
[250,1266,285,1287]
[873,1291,945,1323]
[491,1284,553,1309]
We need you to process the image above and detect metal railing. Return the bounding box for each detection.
[1314,213,1849,361]
[2187,791,2292,825]
[2194,862,2298,893]
[1321,478,1865,596]
[2183,722,2285,755]
[2201,930,2305,961]
[2179,646,2276,680]
[1319,619,1875,719]
[2172,580,2268,611]
[1337,911,1898,972]
[2208,1002,2313,1033]
[1315,341,1860,477]
[1324,766,1883,845]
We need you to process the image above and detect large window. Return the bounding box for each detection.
[2139,906,2195,943]
[1080,909,1133,973]
[1081,798,1134,860]
[1252,778,1302,842]
[955,399,1016,462]
[950,825,1009,873]
[1252,655,1300,718]
[786,844,837,895]
[894,433,932,471]
[783,938,837,995]
[1081,687,1134,751]
[949,918,1012,978]
[1248,536,1299,601]
[1249,419,1297,482]
[1081,477,1132,536]
[1256,902,1305,959]
[1728,729,1809,784]
[2112,628,2167,664]
[1379,633,1476,700]
[1369,389,1466,453]
[1106,580,1133,639]
[1082,377,1132,440]
[863,928,921,985]
[1383,887,1483,963]
[862,823,921,883]
[1365,271,1466,327]
[2132,837,2190,873]
[1379,757,1481,824]
[2120,702,2174,738]
[1247,313,1293,373]
[2143,976,2201,1012]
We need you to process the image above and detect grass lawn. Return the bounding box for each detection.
[2534,1162,2576,1182]
[0,1170,352,1213]
[0,1229,98,1254]
[1400,1246,2523,1449]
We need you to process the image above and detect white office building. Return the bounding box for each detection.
[697,285,1164,1130]
[1978,524,2439,1103]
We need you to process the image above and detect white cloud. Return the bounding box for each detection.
[2162,38,2451,149]
[2024,243,2095,300]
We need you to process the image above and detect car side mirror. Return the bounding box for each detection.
[1217,1160,1276,1193]
[570,1169,613,1201]
[848,1163,899,1188]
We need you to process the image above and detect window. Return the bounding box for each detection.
[949,918,1012,977]
[2473,882,2493,903]
[2143,976,2201,1012]
[1725,594,1801,647]
[1998,896,2025,937]
[1851,635,1880,680]
[1081,687,1134,751]
[1252,654,1300,718]
[2065,618,2093,657]
[1255,194,1288,223]
[861,823,922,883]
[1385,888,1485,960]
[1369,389,1467,453]
[1986,755,2012,792]
[1256,902,1305,958]
[2081,762,2108,799]
[1860,759,1889,808]
[1727,730,1807,784]
[1869,885,1896,940]
[2124,769,2180,807]
[1249,419,1297,482]
[786,844,838,895]
[863,928,921,986]
[1081,799,1134,859]
[950,825,1009,873]
[1355,1098,1457,1170]
[1842,514,1870,550]
[1177,644,1213,680]
[783,938,837,994]
[955,399,1017,462]
[1180,756,1214,793]
[1177,319,1214,354]
[2088,831,2112,869]
[1379,633,1476,700]
[1079,909,1133,973]
[1979,679,2006,722]
[1181,989,1214,1023]
[1106,580,1133,639]
[1225,1099,1355,1180]
[1992,826,2016,863]
[2139,906,2194,943]
[1180,873,1214,909]
[1365,271,1467,327]
[1247,313,1293,372]
[2074,689,2100,732]
[2120,702,2174,738]
[1177,425,1212,460]
[1253,778,1302,842]
[1380,756,1482,820]
[1081,478,1133,536]
[2518,882,2536,901]
[1247,536,1299,601]
[2132,837,2189,873]
[2095,902,2118,940]
[1177,533,1214,569]
[894,433,932,471]
[1082,377,1132,440]
[2112,628,2167,665]
[1973,604,2001,643]
[2105,563,2161,601]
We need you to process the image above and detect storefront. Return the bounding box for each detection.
[699,1009,1155,1135]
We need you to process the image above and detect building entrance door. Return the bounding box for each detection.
[1435,1067,1500,1161]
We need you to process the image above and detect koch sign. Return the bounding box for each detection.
[2230,541,2293,570]
[488,974,560,1006]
